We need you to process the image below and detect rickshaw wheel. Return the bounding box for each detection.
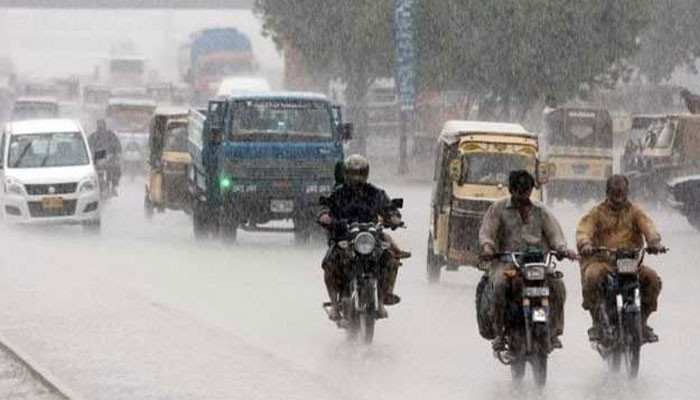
[427,235,441,283]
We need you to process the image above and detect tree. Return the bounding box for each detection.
[416,0,652,120]
[254,0,395,153]
[635,0,700,83]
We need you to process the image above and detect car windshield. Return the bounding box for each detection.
[164,125,188,152]
[8,131,89,168]
[11,103,59,120]
[107,106,153,132]
[461,152,535,185]
[230,100,333,139]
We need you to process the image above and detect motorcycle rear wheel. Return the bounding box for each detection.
[607,349,622,372]
[531,353,548,387]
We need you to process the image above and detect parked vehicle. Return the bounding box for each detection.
[427,121,548,282]
[322,216,404,344]
[481,249,569,386]
[543,107,613,204]
[668,174,700,230]
[188,92,351,242]
[144,107,190,218]
[105,98,157,179]
[0,119,102,233]
[11,97,60,121]
[624,114,700,204]
[589,247,667,378]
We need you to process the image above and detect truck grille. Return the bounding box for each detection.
[27,200,77,217]
[225,160,336,180]
[25,182,78,195]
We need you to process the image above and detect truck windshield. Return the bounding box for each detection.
[199,58,253,76]
[107,106,154,132]
[545,110,612,149]
[12,103,59,120]
[231,100,333,139]
[461,153,534,185]
[8,132,89,168]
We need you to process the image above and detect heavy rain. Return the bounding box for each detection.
[0,1,698,399]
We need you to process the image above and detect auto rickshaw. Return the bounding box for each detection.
[426,121,549,283]
[144,107,190,218]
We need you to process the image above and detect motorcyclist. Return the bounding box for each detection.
[479,170,577,351]
[576,174,665,343]
[89,119,122,195]
[317,154,405,320]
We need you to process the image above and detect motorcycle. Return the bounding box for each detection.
[94,152,118,202]
[122,141,144,181]
[486,249,570,386]
[321,199,404,344]
[590,246,667,378]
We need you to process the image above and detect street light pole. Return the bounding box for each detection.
[395,0,415,175]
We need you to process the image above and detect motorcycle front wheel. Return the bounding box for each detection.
[510,359,526,381]
[531,324,549,387]
[623,312,642,378]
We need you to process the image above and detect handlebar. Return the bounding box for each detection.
[588,246,669,256]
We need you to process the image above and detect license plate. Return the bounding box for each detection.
[523,286,550,297]
[532,308,548,322]
[617,259,639,274]
[270,199,294,213]
[41,196,64,210]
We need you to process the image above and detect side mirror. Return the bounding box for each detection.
[537,161,550,185]
[93,149,107,162]
[340,123,353,141]
[391,198,404,209]
[448,158,462,181]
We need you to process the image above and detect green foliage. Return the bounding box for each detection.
[417,0,651,118]
[635,0,700,83]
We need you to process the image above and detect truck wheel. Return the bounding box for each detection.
[144,194,154,220]
[220,217,238,242]
[427,235,441,283]
[192,200,209,240]
[687,212,700,231]
[294,217,312,244]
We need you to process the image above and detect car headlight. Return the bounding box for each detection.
[5,178,25,195]
[79,176,97,193]
[353,232,376,255]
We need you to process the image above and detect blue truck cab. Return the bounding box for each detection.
[188,91,352,241]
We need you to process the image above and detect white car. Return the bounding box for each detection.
[0,119,101,233]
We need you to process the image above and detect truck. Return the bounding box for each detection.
[179,28,257,103]
[188,92,352,243]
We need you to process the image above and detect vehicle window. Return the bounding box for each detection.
[231,100,333,139]
[199,58,253,76]
[461,153,534,185]
[107,106,154,132]
[8,132,89,168]
[652,121,675,148]
[164,126,188,152]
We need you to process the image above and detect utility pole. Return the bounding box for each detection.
[394,0,416,175]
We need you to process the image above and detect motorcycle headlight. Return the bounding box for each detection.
[5,179,25,195]
[353,232,376,255]
[79,176,97,193]
[524,265,546,281]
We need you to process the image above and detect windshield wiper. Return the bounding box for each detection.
[11,141,33,168]
[40,136,55,167]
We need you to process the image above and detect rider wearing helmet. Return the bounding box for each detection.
[318,154,406,320]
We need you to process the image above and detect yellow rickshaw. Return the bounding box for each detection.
[426,121,549,283]
[144,107,190,218]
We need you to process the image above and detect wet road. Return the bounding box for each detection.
[0,179,697,399]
